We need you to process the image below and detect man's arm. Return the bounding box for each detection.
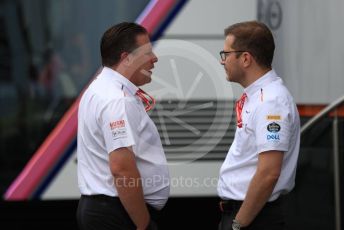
[109,147,150,230]
[235,150,283,227]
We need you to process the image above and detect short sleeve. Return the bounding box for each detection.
[100,98,139,153]
[254,98,291,153]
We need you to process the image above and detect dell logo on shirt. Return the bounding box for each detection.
[267,134,280,140]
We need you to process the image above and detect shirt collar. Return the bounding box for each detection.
[243,69,279,98]
[101,66,139,96]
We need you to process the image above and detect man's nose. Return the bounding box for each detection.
[151,52,158,63]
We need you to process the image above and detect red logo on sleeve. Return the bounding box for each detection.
[110,120,125,130]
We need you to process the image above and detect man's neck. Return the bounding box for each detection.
[112,64,134,82]
[242,67,271,88]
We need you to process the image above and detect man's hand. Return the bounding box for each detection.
[137,219,158,230]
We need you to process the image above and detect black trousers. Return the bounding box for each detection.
[218,197,285,230]
[77,195,160,230]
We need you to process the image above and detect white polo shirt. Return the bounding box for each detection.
[217,69,300,201]
[77,67,170,210]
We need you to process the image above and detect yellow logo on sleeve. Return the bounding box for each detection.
[267,115,281,120]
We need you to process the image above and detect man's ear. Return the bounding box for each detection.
[119,52,130,66]
[241,52,252,68]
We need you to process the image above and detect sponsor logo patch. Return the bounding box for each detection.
[110,120,125,130]
[112,129,127,140]
[267,122,281,133]
[110,120,127,140]
[267,134,280,140]
[267,115,281,120]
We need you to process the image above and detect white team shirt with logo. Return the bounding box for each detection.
[217,69,300,201]
[77,67,170,209]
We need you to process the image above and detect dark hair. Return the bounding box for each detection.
[100,22,148,67]
[224,21,275,68]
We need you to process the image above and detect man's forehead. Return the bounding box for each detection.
[135,34,152,51]
[135,43,152,53]
[136,34,150,44]
[225,35,235,45]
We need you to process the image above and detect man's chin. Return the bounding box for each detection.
[146,74,152,82]
[139,75,152,86]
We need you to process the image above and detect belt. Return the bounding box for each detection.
[82,194,161,219]
[219,197,282,213]
[82,194,122,203]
